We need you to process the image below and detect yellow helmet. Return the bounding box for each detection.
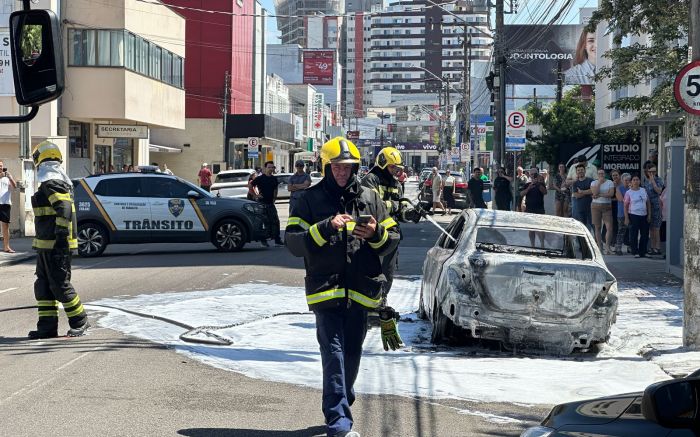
[376,146,403,170]
[32,141,63,166]
[320,137,360,174]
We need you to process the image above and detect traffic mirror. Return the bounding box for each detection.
[9,9,64,106]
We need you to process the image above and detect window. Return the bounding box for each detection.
[125,32,135,70]
[94,178,144,197]
[98,30,110,65]
[150,43,162,80]
[110,30,124,66]
[68,121,89,158]
[85,30,96,65]
[162,51,173,84]
[475,227,593,260]
[70,30,83,65]
[143,178,191,198]
[137,37,149,75]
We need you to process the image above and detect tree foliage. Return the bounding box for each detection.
[526,87,638,165]
[587,0,689,120]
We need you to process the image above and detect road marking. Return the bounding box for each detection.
[0,287,18,295]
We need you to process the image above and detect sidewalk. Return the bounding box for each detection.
[0,236,35,267]
[603,251,681,284]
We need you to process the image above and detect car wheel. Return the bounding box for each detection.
[77,223,108,257]
[212,219,247,252]
[431,300,453,345]
[418,287,428,320]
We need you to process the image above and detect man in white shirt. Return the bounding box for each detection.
[0,160,17,253]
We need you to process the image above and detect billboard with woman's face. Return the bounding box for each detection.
[504,25,596,85]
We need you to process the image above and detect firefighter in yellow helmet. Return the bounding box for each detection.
[285,137,402,437]
[361,147,423,299]
[28,141,89,339]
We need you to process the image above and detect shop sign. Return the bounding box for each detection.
[312,93,324,132]
[0,31,14,97]
[97,124,149,139]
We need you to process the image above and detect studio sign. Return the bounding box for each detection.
[97,124,149,139]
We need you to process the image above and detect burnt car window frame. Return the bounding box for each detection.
[474,225,593,260]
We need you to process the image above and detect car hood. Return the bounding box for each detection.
[542,393,641,428]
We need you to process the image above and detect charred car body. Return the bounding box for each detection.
[419,209,618,354]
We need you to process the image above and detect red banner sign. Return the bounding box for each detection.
[303,50,334,85]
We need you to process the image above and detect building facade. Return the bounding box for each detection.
[274,0,343,46]
[265,74,291,115]
[344,13,373,118]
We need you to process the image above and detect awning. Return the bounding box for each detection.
[149,144,182,153]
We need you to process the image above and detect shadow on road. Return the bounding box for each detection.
[0,336,165,355]
[178,426,326,437]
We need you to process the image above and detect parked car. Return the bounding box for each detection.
[418,171,471,209]
[309,171,322,186]
[73,171,272,257]
[274,173,293,200]
[419,209,618,354]
[210,169,255,198]
[521,369,700,436]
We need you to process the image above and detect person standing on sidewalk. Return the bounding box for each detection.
[430,167,445,215]
[28,141,89,339]
[590,169,615,254]
[197,163,212,192]
[553,163,571,217]
[442,169,456,214]
[642,165,664,256]
[468,167,487,209]
[624,174,651,258]
[571,164,594,231]
[0,160,17,253]
[493,167,513,211]
[288,160,311,214]
[614,173,631,255]
[286,137,401,437]
[252,161,283,247]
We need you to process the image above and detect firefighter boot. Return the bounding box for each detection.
[28,329,59,339]
[67,319,90,337]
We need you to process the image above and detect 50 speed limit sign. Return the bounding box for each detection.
[674,60,700,115]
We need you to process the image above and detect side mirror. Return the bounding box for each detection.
[9,9,64,106]
[641,378,699,431]
[187,190,200,199]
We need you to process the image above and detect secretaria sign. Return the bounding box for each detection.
[97,124,149,138]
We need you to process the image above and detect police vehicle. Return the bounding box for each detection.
[72,170,273,257]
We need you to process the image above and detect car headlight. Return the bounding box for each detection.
[243,203,267,215]
[520,426,555,437]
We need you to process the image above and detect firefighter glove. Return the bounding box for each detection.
[379,308,403,351]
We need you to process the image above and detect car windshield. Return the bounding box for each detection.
[177,177,212,198]
[215,173,251,183]
[475,226,592,260]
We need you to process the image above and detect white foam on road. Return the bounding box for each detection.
[88,278,696,406]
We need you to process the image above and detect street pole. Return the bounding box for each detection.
[222,71,230,167]
[19,105,30,159]
[464,27,473,173]
[684,0,700,348]
[493,0,505,167]
[445,77,451,153]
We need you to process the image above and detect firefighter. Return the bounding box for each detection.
[285,137,402,437]
[361,147,423,297]
[28,141,89,339]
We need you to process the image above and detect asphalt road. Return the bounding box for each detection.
[0,182,548,437]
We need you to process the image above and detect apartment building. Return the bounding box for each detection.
[274,0,343,46]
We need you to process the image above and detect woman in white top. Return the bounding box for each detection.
[590,169,615,254]
[443,169,456,214]
[623,175,651,258]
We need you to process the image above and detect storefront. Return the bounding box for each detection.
[225,114,295,170]
[66,122,148,176]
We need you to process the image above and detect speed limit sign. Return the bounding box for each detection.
[674,60,700,115]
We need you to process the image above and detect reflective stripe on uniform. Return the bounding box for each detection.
[62,295,80,309]
[343,221,356,233]
[348,290,382,308]
[287,216,310,230]
[38,310,59,317]
[385,200,392,209]
[37,300,58,307]
[48,192,72,204]
[386,187,400,193]
[306,288,345,305]
[368,228,389,249]
[33,238,78,249]
[33,206,56,216]
[65,304,85,318]
[380,217,398,229]
[309,223,327,246]
[56,217,71,228]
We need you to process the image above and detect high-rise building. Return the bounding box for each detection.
[369,0,492,106]
[345,0,385,13]
[344,13,373,118]
[274,0,344,46]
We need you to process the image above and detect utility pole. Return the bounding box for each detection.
[445,77,451,151]
[685,0,700,348]
[493,0,505,167]
[222,71,230,167]
[464,29,472,172]
[19,105,30,159]
[556,60,563,103]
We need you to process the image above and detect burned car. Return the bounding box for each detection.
[418,209,618,354]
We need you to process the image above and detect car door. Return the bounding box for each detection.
[143,176,208,242]
[92,177,150,243]
[422,214,468,316]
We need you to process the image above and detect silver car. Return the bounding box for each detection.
[419,209,618,354]
[210,169,255,198]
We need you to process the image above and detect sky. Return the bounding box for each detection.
[87,275,700,415]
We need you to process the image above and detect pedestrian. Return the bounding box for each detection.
[108,164,115,173]
[493,167,513,211]
[643,149,658,172]
[121,164,128,172]
[442,169,456,214]
[288,159,311,214]
[609,169,621,241]
[520,168,547,247]
[514,166,528,211]
[0,160,17,253]
[246,172,258,200]
[571,163,594,231]
[162,163,174,175]
[590,169,615,254]
[468,167,487,209]
[624,174,651,258]
[127,164,134,172]
[252,161,283,247]
[642,165,664,256]
[553,163,571,217]
[361,147,421,303]
[198,163,212,192]
[28,141,89,339]
[430,167,445,215]
[567,154,598,180]
[614,172,631,255]
[285,137,401,437]
[280,166,285,173]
